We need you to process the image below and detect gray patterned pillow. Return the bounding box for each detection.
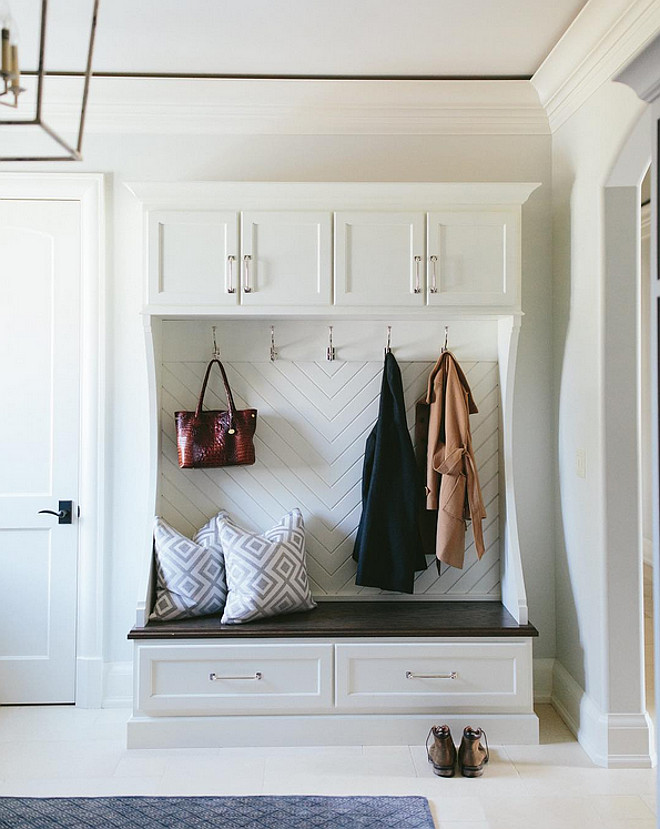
[219,509,317,624]
[150,513,228,621]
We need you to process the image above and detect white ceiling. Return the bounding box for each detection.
[16,0,588,78]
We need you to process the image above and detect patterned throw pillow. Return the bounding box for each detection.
[219,509,317,624]
[150,513,228,621]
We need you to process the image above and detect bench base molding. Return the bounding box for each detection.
[127,712,540,749]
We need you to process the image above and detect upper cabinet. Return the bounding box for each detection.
[334,212,425,307]
[240,211,332,306]
[148,210,239,306]
[426,210,519,306]
[134,182,539,313]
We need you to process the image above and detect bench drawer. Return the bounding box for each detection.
[136,642,334,716]
[335,641,532,713]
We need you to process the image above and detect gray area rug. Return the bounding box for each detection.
[0,795,435,828]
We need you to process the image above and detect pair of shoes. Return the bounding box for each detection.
[426,725,489,778]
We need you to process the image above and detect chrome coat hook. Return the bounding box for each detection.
[384,325,392,356]
[442,325,449,352]
[212,325,221,359]
[327,326,335,361]
[270,325,278,362]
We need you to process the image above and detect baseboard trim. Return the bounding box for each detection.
[75,656,103,708]
[102,661,133,708]
[533,657,555,703]
[551,660,653,768]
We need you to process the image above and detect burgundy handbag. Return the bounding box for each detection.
[175,358,257,469]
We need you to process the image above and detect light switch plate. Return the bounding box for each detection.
[576,448,587,479]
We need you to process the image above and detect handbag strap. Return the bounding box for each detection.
[194,359,238,422]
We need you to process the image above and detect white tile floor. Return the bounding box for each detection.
[0,704,655,828]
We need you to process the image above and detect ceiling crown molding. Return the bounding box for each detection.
[532,0,660,132]
[30,77,549,136]
[615,30,660,101]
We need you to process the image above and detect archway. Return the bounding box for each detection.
[602,108,653,763]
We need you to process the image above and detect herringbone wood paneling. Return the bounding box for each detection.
[160,360,500,598]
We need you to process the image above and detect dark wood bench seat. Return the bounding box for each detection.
[128,600,538,640]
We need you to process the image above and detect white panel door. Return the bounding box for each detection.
[148,210,239,306]
[427,210,519,306]
[334,212,425,306]
[0,200,81,703]
[240,211,332,306]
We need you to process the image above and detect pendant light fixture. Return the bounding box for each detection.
[0,0,99,161]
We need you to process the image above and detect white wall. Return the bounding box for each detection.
[3,127,555,669]
[641,189,652,566]
[552,80,647,722]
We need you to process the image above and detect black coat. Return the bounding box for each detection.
[353,352,427,593]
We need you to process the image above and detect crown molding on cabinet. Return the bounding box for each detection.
[28,76,550,136]
[125,181,542,211]
[532,0,660,132]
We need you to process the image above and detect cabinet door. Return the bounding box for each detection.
[334,212,425,306]
[240,211,332,306]
[148,210,239,306]
[335,641,532,713]
[136,643,334,716]
[427,210,519,306]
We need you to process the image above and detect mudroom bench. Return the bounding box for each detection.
[127,601,539,749]
[126,180,542,750]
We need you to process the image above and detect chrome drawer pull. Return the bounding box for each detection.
[243,254,252,292]
[209,671,262,681]
[406,670,457,680]
[429,254,438,293]
[226,255,236,294]
[413,255,422,294]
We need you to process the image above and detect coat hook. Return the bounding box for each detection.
[327,325,335,362]
[442,325,449,353]
[270,325,278,362]
[212,325,221,359]
[384,325,392,357]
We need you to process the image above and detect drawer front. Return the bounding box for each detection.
[335,641,532,713]
[137,643,334,716]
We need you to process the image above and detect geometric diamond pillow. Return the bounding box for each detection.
[219,508,317,625]
[149,512,228,622]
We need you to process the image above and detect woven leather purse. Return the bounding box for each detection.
[175,359,257,469]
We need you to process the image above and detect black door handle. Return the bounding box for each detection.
[38,500,73,525]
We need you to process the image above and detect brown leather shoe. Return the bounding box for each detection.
[458,726,489,777]
[426,724,457,777]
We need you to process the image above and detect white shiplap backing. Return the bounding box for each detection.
[159,358,500,599]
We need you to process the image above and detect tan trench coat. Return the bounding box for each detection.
[420,351,486,569]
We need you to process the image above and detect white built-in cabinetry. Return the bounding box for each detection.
[146,192,521,310]
[148,210,239,306]
[426,210,518,306]
[127,181,541,750]
[334,211,426,306]
[240,211,332,306]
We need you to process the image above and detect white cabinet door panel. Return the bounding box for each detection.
[335,641,532,713]
[148,210,239,306]
[240,211,332,306]
[136,642,334,715]
[427,210,519,305]
[334,212,425,306]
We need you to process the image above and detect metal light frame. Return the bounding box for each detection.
[0,0,99,161]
